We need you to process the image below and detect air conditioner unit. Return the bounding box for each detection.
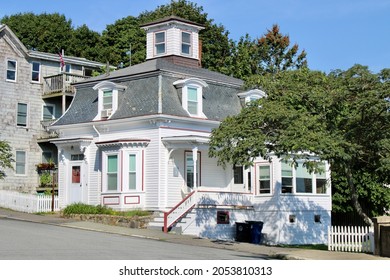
[101,109,112,118]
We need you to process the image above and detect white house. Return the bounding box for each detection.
[50,16,331,245]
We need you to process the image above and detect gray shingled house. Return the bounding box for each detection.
[50,16,331,244]
[0,24,105,193]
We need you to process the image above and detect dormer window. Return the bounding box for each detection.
[181,31,191,55]
[237,89,267,107]
[93,81,127,120]
[173,78,208,118]
[155,31,166,55]
[103,90,113,110]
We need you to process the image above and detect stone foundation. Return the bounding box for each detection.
[63,213,153,229]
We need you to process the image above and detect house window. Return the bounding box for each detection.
[65,64,71,73]
[155,31,166,55]
[106,154,118,191]
[233,166,243,184]
[71,154,85,161]
[259,165,271,194]
[187,87,199,115]
[281,160,328,194]
[296,163,313,193]
[281,161,293,193]
[15,151,26,175]
[181,31,191,55]
[43,105,55,120]
[315,163,327,194]
[17,103,28,127]
[6,60,17,81]
[128,154,136,190]
[173,78,207,118]
[185,151,200,188]
[103,90,113,110]
[31,62,40,82]
[93,81,127,120]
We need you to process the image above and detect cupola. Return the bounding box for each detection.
[140,16,205,68]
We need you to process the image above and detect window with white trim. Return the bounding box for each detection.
[181,31,191,55]
[17,103,28,127]
[6,60,17,81]
[31,62,40,82]
[93,81,127,120]
[15,150,26,175]
[258,165,271,194]
[233,166,243,184]
[43,104,55,120]
[173,78,208,118]
[102,148,143,193]
[155,31,166,55]
[281,161,329,194]
[103,90,113,110]
[124,151,142,191]
[106,154,118,191]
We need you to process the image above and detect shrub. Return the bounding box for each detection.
[62,203,114,216]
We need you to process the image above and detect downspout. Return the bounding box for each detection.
[92,125,100,138]
[158,74,162,209]
[158,74,162,114]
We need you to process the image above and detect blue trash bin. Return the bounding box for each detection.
[246,221,264,244]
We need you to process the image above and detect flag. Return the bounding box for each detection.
[58,51,65,69]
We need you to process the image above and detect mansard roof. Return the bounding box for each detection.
[53,57,243,126]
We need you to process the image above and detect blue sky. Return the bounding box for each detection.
[1,0,389,73]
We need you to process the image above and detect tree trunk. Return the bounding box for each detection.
[345,166,373,227]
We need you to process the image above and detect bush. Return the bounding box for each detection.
[62,203,151,217]
[62,203,114,216]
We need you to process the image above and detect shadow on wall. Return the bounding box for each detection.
[193,191,330,245]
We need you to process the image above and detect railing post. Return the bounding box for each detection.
[163,212,168,233]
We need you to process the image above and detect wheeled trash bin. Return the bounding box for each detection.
[246,221,264,244]
[235,222,251,243]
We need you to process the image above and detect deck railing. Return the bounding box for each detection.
[43,73,86,95]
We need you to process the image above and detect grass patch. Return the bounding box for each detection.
[62,203,152,217]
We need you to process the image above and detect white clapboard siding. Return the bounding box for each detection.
[328,226,374,253]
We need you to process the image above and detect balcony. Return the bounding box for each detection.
[43,73,86,97]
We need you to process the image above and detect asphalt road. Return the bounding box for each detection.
[0,218,268,260]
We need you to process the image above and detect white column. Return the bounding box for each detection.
[192,147,198,189]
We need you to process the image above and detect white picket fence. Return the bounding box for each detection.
[0,190,59,213]
[328,225,374,253]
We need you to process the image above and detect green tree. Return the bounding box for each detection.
[228,25,307,79]
[0,141,13,179]
[68,24,102,61]
[1,12,73,53]
[209,66,390,225]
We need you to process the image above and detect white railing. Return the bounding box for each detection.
[164,190,197,233]
[328,225,374,253]
[0,190,59,213]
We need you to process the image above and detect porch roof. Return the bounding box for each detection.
[162,135,210,150]
[95,138,150,148]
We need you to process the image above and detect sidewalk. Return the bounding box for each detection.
[0,208,388,260]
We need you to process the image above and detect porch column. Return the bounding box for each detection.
[192,146,198,189]
[62,94,66,115]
